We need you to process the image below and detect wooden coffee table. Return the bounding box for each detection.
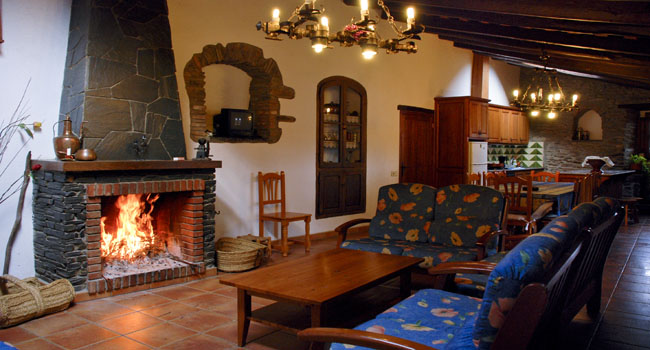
[219,248,423,348]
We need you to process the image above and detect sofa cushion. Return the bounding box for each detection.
[369,183,437,242]
[432,185,504,247]
[593,197,619,224]
[401,242,479,269]
[567,202,601,228]
[341,238,405,255]
[472,214,578,349]
[330,289,482,350]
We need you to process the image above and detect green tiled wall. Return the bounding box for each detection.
[488,142,544,168]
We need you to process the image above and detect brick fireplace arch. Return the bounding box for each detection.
[183,42,296,143]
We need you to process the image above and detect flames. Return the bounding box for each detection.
[101,194,160,261]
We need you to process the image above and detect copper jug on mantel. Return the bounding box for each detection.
[53,115,81,160]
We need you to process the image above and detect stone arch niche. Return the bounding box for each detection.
[574,109,603,140]
[184,42,295,143]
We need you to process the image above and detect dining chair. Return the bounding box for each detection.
[467,172,482,185]
[482,171,506,187]
[258,171,312,257]
[531,170,560,182]
[493,175,553,235]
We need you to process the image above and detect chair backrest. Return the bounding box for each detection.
[473,212,585,350]
[467,172,482,185]
[482,171,505,186]
[368,183,437,242]
[431,184,505,247]
[530,170,560,182]
[574,172,601,205]
[258,171,286,215]
[493,175,533,219]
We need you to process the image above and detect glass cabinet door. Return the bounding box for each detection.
[321,85,340,164]
[343,87,362,164]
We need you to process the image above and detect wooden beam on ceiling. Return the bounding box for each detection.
[454,43,650,88]
[377,0,650,26]
[418,14,650,57]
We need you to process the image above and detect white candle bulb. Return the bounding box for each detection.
[513,89,519,99]
[572,94,578,106]
[321,16,329,30]
[530,92,536,101]
[272,8,280,24]
[548,94,554,102]
[360,0,369,17]
[554,92,561,101]
[406,7,415,29]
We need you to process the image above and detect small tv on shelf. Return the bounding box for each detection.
[213,108,255,138]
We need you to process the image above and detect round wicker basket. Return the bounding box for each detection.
[216,237,267,272]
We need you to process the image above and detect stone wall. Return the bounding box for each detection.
[59,0,186,160]
[521,68,650,172]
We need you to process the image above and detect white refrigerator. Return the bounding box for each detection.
[468,141,488,174]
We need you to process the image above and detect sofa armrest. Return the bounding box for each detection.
[335,218,372,246]
[427,261,498,289]
[298,327,438,350]
[475,229,507,259]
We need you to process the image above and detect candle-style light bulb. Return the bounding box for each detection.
[406,7,415,30]
[548,94,554,103]
[321,16,329,30]
[531,110,540,117]
[554,92,561,101]
[513,89,519,99]
[530,92,536,102]
[572,94,578,106]
[272,8,280,24]
[360,0,369,18]
[548,111,557,119]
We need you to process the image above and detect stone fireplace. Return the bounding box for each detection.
[32,159,220,295]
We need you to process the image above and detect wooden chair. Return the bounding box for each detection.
[258,171,311,257]
[531,170,560,182]
[493,175,553,236]
[467,172,482,185]
[482,171,505,186]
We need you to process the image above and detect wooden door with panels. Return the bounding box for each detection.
[398,105,435,186]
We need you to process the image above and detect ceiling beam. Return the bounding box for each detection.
[419,14,650,56]
[375,0,650,26]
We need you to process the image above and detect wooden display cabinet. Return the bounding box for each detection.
[316,76,367,218]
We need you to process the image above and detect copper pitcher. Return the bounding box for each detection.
[52,115,81,160]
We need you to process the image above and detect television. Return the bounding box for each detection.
[213,108,255,137]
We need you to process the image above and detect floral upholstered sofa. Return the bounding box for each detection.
[337,183,506,269]
[300,199,614,349]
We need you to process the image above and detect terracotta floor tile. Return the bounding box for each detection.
[98,311,163,334]
[126,322,197,348]
[46,323,118,349]
[19,311,88,337]
[139,300,200,321]
[214,286,238,298]
[152,285,207,301]
[11,338,64,350]
[185,278,224,291]
[0,326,37,343]
[179,293,235,311]
[68,300,133,322]
[161,333,233,350]
[115,293,172,311]
[82,336,152,350]
[206,322,275,344]
[169,310,234,332]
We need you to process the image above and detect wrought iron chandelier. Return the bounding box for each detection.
[510,52,579,119]
[256,0,425,59]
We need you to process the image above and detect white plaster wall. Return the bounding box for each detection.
[168,0,485,240]
[0,0,71,277]
[489,58,520,106]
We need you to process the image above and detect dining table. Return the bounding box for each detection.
[495,181,575,216]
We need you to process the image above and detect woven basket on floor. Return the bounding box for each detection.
[0,275,75,328]
[217,237,267,272]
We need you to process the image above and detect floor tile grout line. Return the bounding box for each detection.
[586,222,642,349]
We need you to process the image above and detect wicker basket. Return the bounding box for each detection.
[217,237,267,272]
[0,275,75,328]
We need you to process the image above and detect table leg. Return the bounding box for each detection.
[400,270,412,299]
[310,304,325,350]
[304,217,311,253]
[237,289,251,346]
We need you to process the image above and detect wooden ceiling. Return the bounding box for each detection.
[343,0,650,89]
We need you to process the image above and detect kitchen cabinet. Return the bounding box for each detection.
[316,76,366,218]
[487,104,528,145]
[434,96,490,187]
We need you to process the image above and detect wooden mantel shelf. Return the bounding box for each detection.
[34,159,222,172]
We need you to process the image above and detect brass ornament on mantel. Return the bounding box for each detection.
[52,115,80,160]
